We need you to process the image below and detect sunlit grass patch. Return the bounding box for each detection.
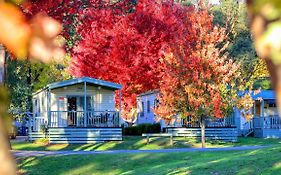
[11,136,281,152]
[17,145,281,175]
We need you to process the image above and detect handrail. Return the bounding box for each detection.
[253,115,281,129]
[49,110,117,113]
[49,111,120,128]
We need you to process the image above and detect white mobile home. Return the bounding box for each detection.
[136,90,235,128]
[136,90,184,128]
[136,90,237,141]
[136,89,281,139]
[239,90,281,138]
[29,77,122,143]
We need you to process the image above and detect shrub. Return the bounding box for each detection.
[123,123,161,135]
[34,138,49,145]
[40,124,48,133]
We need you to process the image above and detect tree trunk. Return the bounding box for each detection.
[0,45,17,175]
[200,116,206,148]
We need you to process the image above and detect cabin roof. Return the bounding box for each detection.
[137,89,159,97]
[251,90,276,100]
[47,77,122,90]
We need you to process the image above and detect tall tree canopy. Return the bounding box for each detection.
[6,57,70,113]
[211,0,269,88]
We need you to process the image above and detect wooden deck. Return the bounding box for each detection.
[253,116,281,138]
[167,127,238,142]
[49,111,120,128]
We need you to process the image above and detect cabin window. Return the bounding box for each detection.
[147,100,150,113]
[154,99,159,108]
[79,96,93,111]
[268,103,276,107]
[137,101,144,117]
[141,102,144,116]
[34,99,40,116]
[67,96,93,111]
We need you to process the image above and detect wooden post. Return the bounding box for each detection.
[146,136,149,144]
[84,81,87,127]
[170,135,173,145]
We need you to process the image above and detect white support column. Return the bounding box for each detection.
[261,100,265,117]
[47,89,51,127]
[27,112,32,141]
[253,101,256,117]
[119,90,122,127]
[261,99,265,128]
[84,81,87,127]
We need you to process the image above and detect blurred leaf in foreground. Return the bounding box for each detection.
[247,0,281,115]
[0,2,65,62]
[0,86,17,175]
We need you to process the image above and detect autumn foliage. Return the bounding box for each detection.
[0,2,64,62]
[154,9,240,123]
[69,0,189,119]
[22,0,240,122]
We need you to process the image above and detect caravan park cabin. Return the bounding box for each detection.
[29,77,122,143]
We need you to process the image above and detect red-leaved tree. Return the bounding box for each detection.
[22,1,241,132]
[154,8,240,148]
[69,0,189,121]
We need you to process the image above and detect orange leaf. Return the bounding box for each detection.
[0,3,31,58]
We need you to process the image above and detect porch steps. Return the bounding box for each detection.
[243,128,254,137]
[29,127,122,144]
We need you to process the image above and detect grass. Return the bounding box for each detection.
[17,144,281,175]
[12,137,281,151]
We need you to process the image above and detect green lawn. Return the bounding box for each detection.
[17,144,281,175]
[11,137,281,151]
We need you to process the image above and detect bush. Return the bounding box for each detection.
[40,124,48,134]
[34,138,49,145]
[123,123,161,136]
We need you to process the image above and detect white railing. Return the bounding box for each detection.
[243,119,254,130]
[253,115,281,129]
[33,116,46,132]
[49,111,120,128]
[180,116,235,128]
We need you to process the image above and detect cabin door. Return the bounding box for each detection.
[67,97,77,126]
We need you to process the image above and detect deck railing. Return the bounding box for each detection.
[253,115,281,129]
[181,116,235,128]
[49,111,120,128]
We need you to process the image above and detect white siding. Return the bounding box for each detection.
[32,83,117,128]
[32,90,48,131]
[137,93,157,124]
[136,92,191,128]
[50,84,115,112]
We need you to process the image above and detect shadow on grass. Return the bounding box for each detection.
[17,145,281,175]
[11,137,281,153]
